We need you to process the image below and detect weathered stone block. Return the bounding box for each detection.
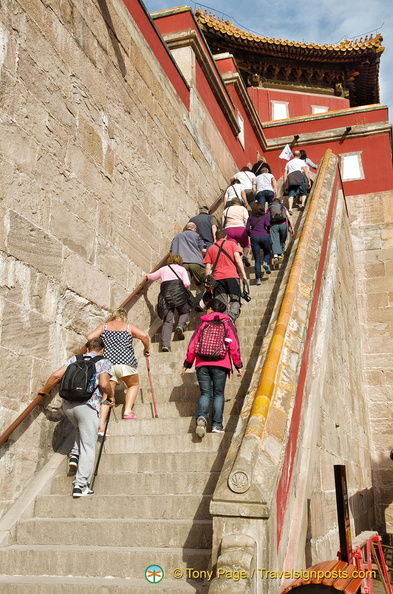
[309,490,337,539]
[62,252,111,309]
[50,199,95,261]
[1,300,51,359]
[1,117,39,175]
[364,262,385,278]
[6,211,62,280]
[368,305,393,323]
[0,70,17,113]
[56,289,106,335]
[96,235,129,283]
[0,347,32,405]
[366,292,389,309]
[53,175,97,224]
[66,143,111,198]
[77,115,103,164]
[382,191,393,224]
[264,406,287,441]
[366,275,393,294]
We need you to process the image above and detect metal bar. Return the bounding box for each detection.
[145,356,158,418]
[89,407,111,491]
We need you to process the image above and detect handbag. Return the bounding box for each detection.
[167,265,196,309]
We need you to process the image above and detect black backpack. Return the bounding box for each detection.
[196,317,228,361]
[269,203,286,224]
[59,355,105,402]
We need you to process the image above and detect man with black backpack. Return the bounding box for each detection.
[268,197,294,268]
[38,337,112,498]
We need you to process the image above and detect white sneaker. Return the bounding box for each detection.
[68,456,79,475]
[196,416,206,438]
[212,426,224,433]
[73,485,94,498]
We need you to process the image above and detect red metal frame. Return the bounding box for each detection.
[351,534,392,594]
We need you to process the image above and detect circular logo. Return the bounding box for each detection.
[145,565,164,583]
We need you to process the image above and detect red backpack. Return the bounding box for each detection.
[196,317,228,361]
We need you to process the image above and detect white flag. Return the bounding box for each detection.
[279,144,293,160]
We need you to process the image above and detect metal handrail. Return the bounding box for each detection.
[0,192,226,447]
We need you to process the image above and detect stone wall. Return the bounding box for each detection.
[347,189,393,533]
[305,196,374,564]
[0,0,239,516]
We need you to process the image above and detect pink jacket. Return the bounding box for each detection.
[183,312,243,371]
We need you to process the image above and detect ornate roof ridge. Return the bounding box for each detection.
[195,8,383,53]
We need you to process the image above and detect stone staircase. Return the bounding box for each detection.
[0,213,301,593]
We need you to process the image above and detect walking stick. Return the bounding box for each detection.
[145,355,158,418]
[90,406,111,490]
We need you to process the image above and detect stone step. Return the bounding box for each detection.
[95,450,227,473]
[120,388,242,406]
[237,311,274,326]
[147,338,266,354]
[99,416,196,435]
[125,401,197,418]
[96,431,232,453]
[114,400,242,420]
[136,349,260,375]
[135,386,244,406]
[34,494,212,519]
[75,416,239,437]
[0,575,204,594]
[135,370,240,390]
[15,517,213,548]
[51,470,220,496]
[0,545,211,580]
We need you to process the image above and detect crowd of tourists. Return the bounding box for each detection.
[38,149,317,498]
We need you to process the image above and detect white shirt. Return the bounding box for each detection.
[255,173,275,193]
[234,171,256,190]
[285,158,306,174]
[225,184,245,203]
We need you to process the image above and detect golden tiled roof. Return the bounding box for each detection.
[195,9,383,106]
[195,9,384,60]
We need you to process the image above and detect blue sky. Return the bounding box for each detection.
[143,0,393,121]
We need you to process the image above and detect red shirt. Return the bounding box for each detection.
[203,239,241,280]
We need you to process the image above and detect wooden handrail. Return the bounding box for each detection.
[0,192,226,447]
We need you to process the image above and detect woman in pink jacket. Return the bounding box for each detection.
[180,299,243,437]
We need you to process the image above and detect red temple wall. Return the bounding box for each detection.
[130,4,392,194]
[121,0,190,107]
[249,87,350,122]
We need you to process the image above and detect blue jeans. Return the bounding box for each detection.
[256,190,274,206]
[250,236,271,279]
[196,366,228,429]
[270,223,288,256]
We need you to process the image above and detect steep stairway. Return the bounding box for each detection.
[0,212,301,593]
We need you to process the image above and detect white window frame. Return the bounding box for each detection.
[340,151,365,182]
[237,111,245,149]
[312,105,329,114]
[271,101,289,121]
